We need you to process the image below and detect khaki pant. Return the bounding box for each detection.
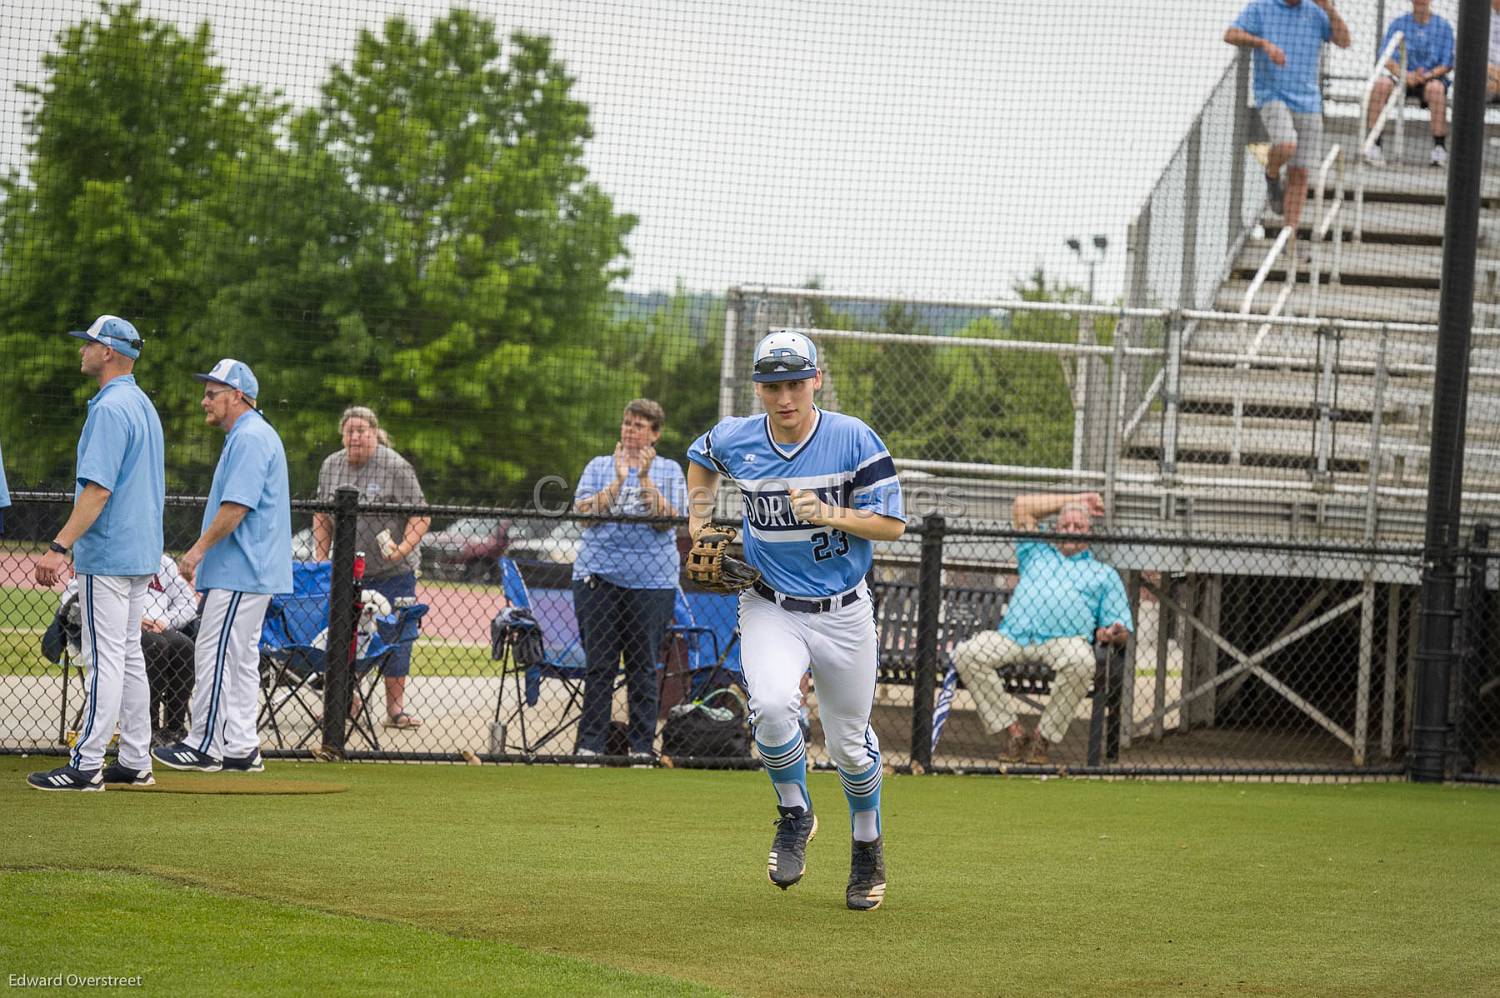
[950,632,1095,744]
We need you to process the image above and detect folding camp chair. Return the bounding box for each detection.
[675,589,743,702]
[656,589,745,705]
[490,557,589,754]
[259,561,427,751]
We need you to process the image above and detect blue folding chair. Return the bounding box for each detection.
[491,557,589,754]
[676,590,743,701]
[259,561,427,751]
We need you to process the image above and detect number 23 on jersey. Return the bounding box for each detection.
[811,529,849,561]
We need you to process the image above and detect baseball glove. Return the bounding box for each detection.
[686,525,761,594]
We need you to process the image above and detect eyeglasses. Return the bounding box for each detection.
[203,388,235,400]
[753,354,815,375]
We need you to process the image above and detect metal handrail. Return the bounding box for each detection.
[1355,32,1407,241]
[1308,143,1345,318]
[1239,226,1293,315]
[1229,186,1313,464]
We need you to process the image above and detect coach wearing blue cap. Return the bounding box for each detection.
[29,315,165,791]
[154,359,291,775]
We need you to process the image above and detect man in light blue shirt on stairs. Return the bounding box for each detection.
[1226,0,1352,259]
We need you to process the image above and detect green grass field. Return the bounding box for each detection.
[2,758,1497,996]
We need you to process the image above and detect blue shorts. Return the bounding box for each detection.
[366,572,418,678]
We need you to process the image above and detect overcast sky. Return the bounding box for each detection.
[0,1,1460,302]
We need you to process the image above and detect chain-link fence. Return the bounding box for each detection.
[7,489,1496,779]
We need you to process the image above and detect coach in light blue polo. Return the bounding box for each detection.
[154,359,290,775]
[27,314,165,792]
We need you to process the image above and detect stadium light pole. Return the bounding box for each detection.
[1066,235,1109,303]
[1412,0,1490,784]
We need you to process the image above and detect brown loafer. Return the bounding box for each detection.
[1025,736,1052,765]
[999,729,1030,762]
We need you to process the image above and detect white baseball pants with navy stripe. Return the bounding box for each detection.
[71,574,153,772]
[738,585,880,774]
[186,589,271,759]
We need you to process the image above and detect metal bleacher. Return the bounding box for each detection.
[720,52,1500,585]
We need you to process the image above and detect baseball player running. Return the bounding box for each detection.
[154,360,291,773]
[28,315,165,791]
[686,330,905,910]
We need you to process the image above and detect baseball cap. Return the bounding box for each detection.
[66,315,143,359]
[193,358,259,401]
[751,329,819,383]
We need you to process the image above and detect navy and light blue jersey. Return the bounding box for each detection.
[687,408,904,598]
[198,408,293,595]
[73,374,165,576]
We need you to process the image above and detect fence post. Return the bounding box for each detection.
[911,514,945,773]
[1180,116,1202,310]
[1412,0,1490,783]
[1456,522,1491,773]
[321,485,359,758]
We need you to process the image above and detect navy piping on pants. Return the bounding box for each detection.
[196,591,242,756]
[71,575,101,770]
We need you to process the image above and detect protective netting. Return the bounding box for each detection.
[1,1,1496,777]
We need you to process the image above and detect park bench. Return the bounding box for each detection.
[870,579,1123,766]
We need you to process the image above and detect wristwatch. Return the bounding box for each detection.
[48,541,69,555]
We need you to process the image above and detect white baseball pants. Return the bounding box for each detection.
[70,574,153,772]
[187,589,271,759]
[951,631,1096,743]
[739,586,880,773]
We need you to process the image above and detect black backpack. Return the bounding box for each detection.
[661,688,752,760]
[489,606,545,666]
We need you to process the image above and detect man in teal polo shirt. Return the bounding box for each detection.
[1225,0,1351,253]
[154,359,291,774]
[29,315,165,791]
[950,492,1132,765]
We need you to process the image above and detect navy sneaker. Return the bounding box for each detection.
[768,806,817,889]
[846,836,887,911]
[152,742,222,772]
[221,751,265,773]
[27,764,104,792]
[101,762,155,786]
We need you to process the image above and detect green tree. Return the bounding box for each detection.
[286,11,637,501]
[945,268,1087,469]
[603,284,724,462]
[0,2,278,488]
[818,270,1085,469]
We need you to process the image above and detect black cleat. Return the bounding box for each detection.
[221,751,265,773]
[846,836,887,911]
[151,742,222,772]
[767,806,817,889]
[101,762,155,786]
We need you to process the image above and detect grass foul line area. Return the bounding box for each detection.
[3,759,1499,996]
